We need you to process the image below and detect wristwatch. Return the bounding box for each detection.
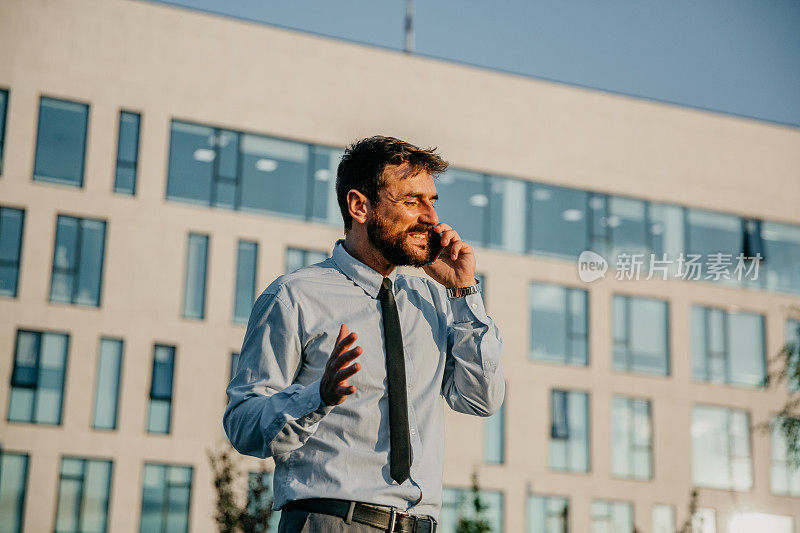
[446,282,481,298]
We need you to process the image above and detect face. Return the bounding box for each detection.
[366,163,440,267]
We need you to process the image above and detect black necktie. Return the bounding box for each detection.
[378,277,412,484]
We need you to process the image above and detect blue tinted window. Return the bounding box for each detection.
[488,175,526,252]
[786,319,800,394]
[147,345,175,434]
[0,206,25,297]
[613,294,670,376]
[233,241,258,324]
[763,221,800,293]
[114,111,141,195]
[55,457,113,533]
[771,415,800,496]
[527,494,568,533]
[549,389,589,472]
[529,282,588,366]
[529,184,587,258]
[240,134,309,218]
[50,215,106,307]
[310,145,344,225]
[92,338,123,430]
[591,500,633,532]
[440,487,503,533]
[140,463,192,533]
[33,97,88,187]
[691,405,752,490]
[611,396,652,480]
[285,248,327,274]
[484,396,505,464]
[166,122,215,205]
[691,306,766,387]
[0,451,29,533]
[247,471,279,533]
[686,209,742,282]
[182,233,208,319]
[0,90,7,175]
[8,330,69,425]
[434,169,487,246]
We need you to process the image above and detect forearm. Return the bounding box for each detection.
[442,292,505,416]
[223,378,331,458]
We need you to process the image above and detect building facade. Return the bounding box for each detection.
[1,0,800,532]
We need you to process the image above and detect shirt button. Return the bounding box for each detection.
[471,303,478,309]
[410,428,416,435]
[307,402,314,409]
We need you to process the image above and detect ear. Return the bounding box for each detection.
[347,189,371,225]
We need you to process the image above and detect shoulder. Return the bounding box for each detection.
[258,258,343,309]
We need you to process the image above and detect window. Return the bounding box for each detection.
[233,240,258,324]
[530,282,588,366]
[613,295,669,375]
[92,338,123,430]
[54,457,113,533]
[310,145,344,225]
[648,203,685,262]
[50,215,107,307]
[692,508,716,533]
[729,513,793,533]
[440,487,503,533]
[587,194,648,260]
[550,390,589,472]
[147,345,175,434]
[0,206,25,297]
[433,169,487,246]
[527,494,568,533]
[0,89,7,174]
[33,97,89,187]
[0,451,29,533]
[691,405,752,491]
[770,416,800,496]
[114,111,141,195]
[786,319,800,393]
[652,505,675,533]
[182,233,208,319]
[488,175,526,252]
[529,184,587,258]
[763,221,800,293]
[247,471,279,533]
[229,353,240,382]
[686,209,742,281]
[140,463,192,533]
[166,121,313,219]
[484,396,505,464]
[611,396,652,480]
[591,500,633,533]
[691,306,766,387]
[8,329,69,425]
[285,247,327,274]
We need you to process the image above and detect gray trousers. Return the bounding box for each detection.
[278,509,387,532]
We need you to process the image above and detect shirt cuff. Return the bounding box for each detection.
[297,378,335,421]
[449,291,490,324]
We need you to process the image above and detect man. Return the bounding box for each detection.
[224,136,504,532]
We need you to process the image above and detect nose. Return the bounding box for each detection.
[419,200,439,227]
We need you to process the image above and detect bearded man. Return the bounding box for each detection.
[224,136,505,533]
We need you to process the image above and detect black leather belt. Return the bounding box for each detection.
[283,498,437,532]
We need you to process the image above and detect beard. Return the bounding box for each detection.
[366,211,435,268]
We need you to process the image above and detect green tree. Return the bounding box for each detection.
[759,304,800,468]
[455,471,492,533]
[208,442,274,533]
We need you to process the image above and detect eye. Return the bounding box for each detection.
[404,199,419,206]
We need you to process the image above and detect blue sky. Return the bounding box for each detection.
[150,0,800,127]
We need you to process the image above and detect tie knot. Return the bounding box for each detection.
[381,277,393,293]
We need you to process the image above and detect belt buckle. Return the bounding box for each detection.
[387,508,397,532]
[413,514,436,533]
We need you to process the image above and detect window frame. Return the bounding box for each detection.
[49,214,108,307]
[113,110,142,195]
[612,293,671,376]
[32,95,90,188]
[0,205,25,298]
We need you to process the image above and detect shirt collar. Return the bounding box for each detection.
[332,239,398,299]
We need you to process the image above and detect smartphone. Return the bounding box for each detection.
[427,229,445,264]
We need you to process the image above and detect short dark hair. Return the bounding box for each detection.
[336,136,448,230]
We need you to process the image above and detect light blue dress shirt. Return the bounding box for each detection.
[223,241,504,519]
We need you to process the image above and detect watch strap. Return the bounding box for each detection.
[446,282,481,298]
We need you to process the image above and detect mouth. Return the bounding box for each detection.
[406,232,430,247]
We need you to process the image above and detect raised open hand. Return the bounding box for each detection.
[320,324,362,406]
